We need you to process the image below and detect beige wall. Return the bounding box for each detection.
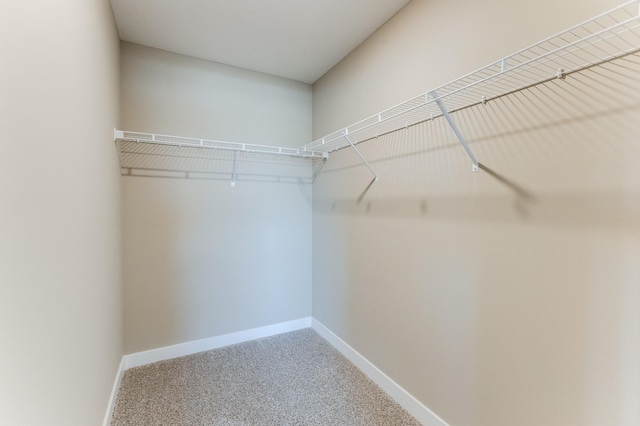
[312,1,640,425]
[0,1,122,425]
[120,44,313,354]
[121,42,311,148]
[313,0,623,138]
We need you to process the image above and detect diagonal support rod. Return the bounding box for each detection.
[231,150,240,187]
[430,90,479,172]
[312,158,327,183]
[343,133,379,182]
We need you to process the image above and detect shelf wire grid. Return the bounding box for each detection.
[114,1,640,176]
[116,138,318,182]
[115,130,328,159]
[302,0,640,154]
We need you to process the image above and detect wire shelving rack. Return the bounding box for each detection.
[115,0,640,179]
[301,0,640,167]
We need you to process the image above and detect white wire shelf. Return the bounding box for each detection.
[115,130,327,183]
[115,1,640,180]
[114,130,328,159]
[301,0,640,154]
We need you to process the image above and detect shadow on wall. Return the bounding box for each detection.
[312,53,640,426]
[117,143,322,204]
[313,53,640,232]
[314,190,640,231]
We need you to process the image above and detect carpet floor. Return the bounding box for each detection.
[111,328,421,425]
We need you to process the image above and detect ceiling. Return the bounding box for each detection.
[109,0,410,84]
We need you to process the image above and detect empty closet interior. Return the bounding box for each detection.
[3,0,639,425]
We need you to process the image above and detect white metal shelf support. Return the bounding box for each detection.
[231,150,240,187]
[343,131,379,182]
[312,158,327,183]
[429,90,479,172]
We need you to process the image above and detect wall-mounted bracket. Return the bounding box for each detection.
[231,150,240,187]
[343,131,379,182]
[501,57,509,72]
[430,90,479,172]
[312,158,327,183]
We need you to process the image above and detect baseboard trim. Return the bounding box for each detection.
[103,356,125,426]
[311,318,449,426]
[106,317,445,425]
[123,317,312,370]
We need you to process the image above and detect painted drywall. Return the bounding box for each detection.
[312,1,640,425]
[121,44,313,354]
[0,1,122,425]
[121,42,311,148]
[313,0,626,138]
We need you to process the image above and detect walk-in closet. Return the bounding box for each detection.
[2,0,639,425]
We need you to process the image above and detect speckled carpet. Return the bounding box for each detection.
[111,328,421,425]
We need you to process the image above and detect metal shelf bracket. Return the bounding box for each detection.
[343,131,379,182]
[231,150,240,187]
[312,158,327,183]
[429,90,479,172]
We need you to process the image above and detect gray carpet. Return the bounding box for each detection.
[111,328,421,425]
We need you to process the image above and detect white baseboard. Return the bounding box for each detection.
[311,318,449,426]
[103,356,125,426]
[108,317,444,426]
[123,317,312,370]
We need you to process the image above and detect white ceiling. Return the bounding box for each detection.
[109,0,410,84]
